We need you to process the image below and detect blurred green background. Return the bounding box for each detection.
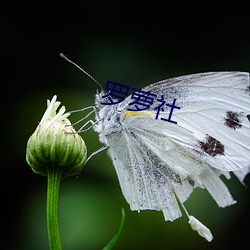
[2,1,250,250]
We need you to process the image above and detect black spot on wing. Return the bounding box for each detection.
[224,111,243,130]
[186,177,195,186]
[199,135,225,157]
[246,84,250,95]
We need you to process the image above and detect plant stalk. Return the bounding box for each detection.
[47,165,63,250]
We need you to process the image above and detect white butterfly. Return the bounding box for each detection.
[60,53,250,242]
[87,72,249,241]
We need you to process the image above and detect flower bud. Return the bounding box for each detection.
[26,95,87,178]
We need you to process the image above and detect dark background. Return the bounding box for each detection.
[2,1,250,250]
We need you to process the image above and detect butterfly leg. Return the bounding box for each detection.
[77,145,108,176]
[85,145,108,165]
[70,106,96,125]
[68,106,100,132]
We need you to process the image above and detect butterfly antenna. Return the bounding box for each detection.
[60,53,104,92]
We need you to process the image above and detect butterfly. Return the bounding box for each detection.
[61,55,250,241]
[91,72,250,241]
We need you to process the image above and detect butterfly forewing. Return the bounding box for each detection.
[134,72,250,172]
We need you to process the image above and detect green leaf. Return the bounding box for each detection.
[102,208,125,250]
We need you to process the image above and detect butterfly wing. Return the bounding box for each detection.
[106,72,250,221]
[139,72,250,173]
[106,115,183,221]
[107,112,237,221]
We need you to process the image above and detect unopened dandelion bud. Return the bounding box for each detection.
[26,95,87,178]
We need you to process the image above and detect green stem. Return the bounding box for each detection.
[47,165,63,250]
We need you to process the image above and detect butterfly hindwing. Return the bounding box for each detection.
[107,111,237,221]
[107,116,182,221]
